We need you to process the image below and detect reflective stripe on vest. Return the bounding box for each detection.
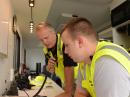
[81,41,130,97]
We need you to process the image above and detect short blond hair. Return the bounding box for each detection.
[61,17,98,40]
[36,22,55,33]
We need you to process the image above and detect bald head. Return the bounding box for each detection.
[36,22,56,48]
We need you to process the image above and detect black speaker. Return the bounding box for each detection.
[16,74,31,90]
[36,63,41,75]
[111,0,130,27]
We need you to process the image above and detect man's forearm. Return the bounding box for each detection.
[55,67,74,97]
[64,67,74,96]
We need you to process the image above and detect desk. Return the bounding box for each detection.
[18,77,64,97]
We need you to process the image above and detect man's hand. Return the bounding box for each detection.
[46,57,57,73]
[55,92,71,97]
[74,85,90,97]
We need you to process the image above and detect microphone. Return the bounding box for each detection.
[50,57,57,80]
[46,53,57,80]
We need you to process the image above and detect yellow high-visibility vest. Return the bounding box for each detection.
[80,41,130,97]
[43,34,78,84]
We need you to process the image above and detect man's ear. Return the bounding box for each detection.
[78,36,84,48]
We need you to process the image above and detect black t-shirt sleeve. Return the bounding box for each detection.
[63,45,77,67]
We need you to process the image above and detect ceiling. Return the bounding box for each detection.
[11,0,113,48]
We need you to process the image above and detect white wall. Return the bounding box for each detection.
[0,0,23,95]
[26,48,45,72]
[0,0,14,95]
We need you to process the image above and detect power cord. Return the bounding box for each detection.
[23,89,29,97]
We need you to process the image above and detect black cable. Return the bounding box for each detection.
[33,75,48,97]
[23,89,29,97]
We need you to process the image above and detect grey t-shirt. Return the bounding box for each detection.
[76,56,130,97]
[95,56,130,97]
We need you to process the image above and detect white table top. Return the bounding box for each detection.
[18,77,64,97]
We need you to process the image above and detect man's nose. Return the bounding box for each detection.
[41,40,46,46]
[41,40,45,44]
[42,39,47,44]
